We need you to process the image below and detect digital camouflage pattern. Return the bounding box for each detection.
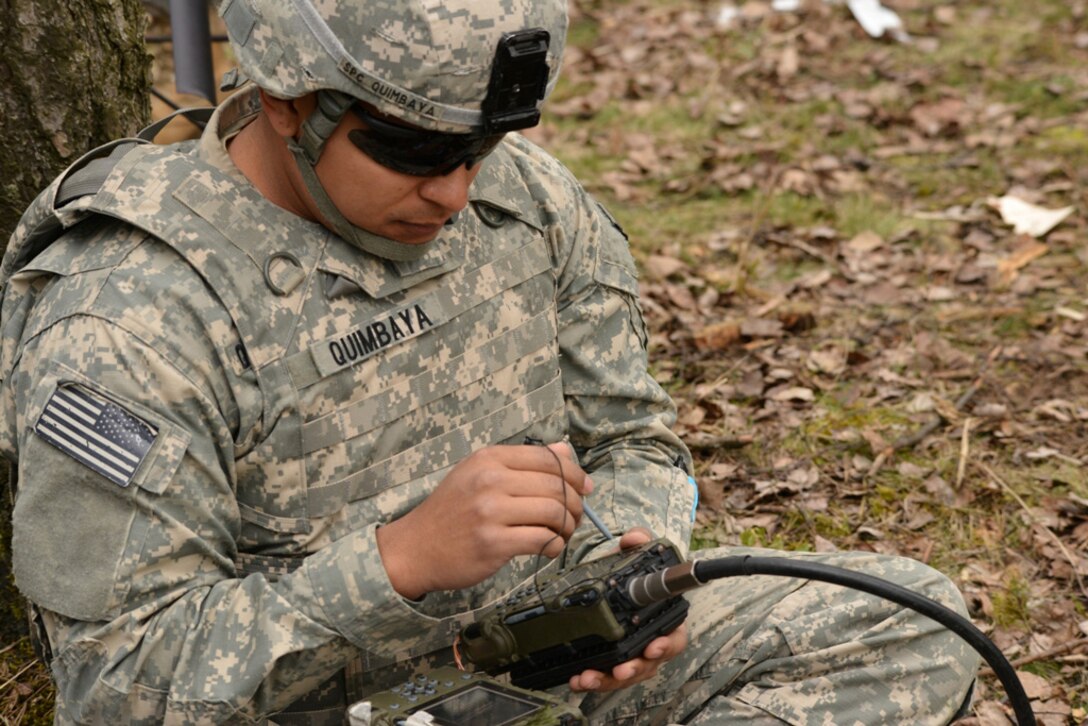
[216,0,568,133]
[0,88,696,724]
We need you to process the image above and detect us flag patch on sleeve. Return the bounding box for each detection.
[34,385,157,488]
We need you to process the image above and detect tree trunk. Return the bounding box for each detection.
[0,0,151,646]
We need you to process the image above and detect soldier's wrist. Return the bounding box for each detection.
[375,520,428,600]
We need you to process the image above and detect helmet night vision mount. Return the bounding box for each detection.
[480,29,551,134]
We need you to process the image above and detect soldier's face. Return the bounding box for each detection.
[313,109,484,244]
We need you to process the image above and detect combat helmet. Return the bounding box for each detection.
[215,0,568,260]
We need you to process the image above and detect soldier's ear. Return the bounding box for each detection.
[259,89,317,139]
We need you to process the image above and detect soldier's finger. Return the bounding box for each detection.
[643,624,687,661]
[570,659,655,692]
[507,526,567,559]
[502,444,591,494]
[619,527,655,550]
[500,474,585,520]
[568,669,606,692]
[500,497,580,539]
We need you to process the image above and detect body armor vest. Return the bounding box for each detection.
[5,135,574,723]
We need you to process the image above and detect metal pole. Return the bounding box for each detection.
[167,0,217,103]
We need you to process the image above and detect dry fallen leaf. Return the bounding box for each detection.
[694,320,742,351]
[972,700,1015,725]
[777,45,800,81]
[846,0,910,41]
[910,97,966,137]
[645,254,688,280]
[767,386,815,402]
[741,318,784,338]
[808,349,846,375]
[1015,670,1055,701]
[988,195,1075,237]
[996,237,1048,286]
[846,230,885,253]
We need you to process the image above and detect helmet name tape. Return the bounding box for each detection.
[294,0,478,126]
[335,57,439,119]
[365,77,437,118]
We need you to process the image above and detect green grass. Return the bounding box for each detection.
[739,524,814,552]
[609,196,750,256]
[833,193,907,240]
[891,154,1009,204]
[992,305,1051,339]
[795,396,915,447]
[991,75,1088,119]
[565,14,601,49]
[991,570,1033,628]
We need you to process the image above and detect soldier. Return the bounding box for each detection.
[0,0,979,723]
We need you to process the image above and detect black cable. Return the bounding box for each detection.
[144,34,229,43]
[528,440,571,610]
[692,556,1035,726]
[527,441,604,612]
[149,86,182,112]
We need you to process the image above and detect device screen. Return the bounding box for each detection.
[424,682,542,726]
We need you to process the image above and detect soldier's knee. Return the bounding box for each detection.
[883,556,982,675]
[886,555,971,617]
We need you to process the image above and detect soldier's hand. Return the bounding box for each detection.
[568,527,689,693]
[376,443,591,599]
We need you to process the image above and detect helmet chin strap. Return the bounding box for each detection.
[285,90,433,262]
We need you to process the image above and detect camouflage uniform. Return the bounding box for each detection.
[0,1,978,723]
[0,87,695,724]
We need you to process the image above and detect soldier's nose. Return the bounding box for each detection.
[417,164,474,213]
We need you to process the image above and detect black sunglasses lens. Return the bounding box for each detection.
[347,107,504,176]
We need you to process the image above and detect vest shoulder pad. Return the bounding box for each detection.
[0,138,149,288]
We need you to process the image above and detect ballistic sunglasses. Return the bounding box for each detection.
[347,105,505,177]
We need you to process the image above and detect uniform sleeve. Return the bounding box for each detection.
[7,313,443,724]
[548,171,697,558]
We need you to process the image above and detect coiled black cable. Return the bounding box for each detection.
[692,556,1035,725]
